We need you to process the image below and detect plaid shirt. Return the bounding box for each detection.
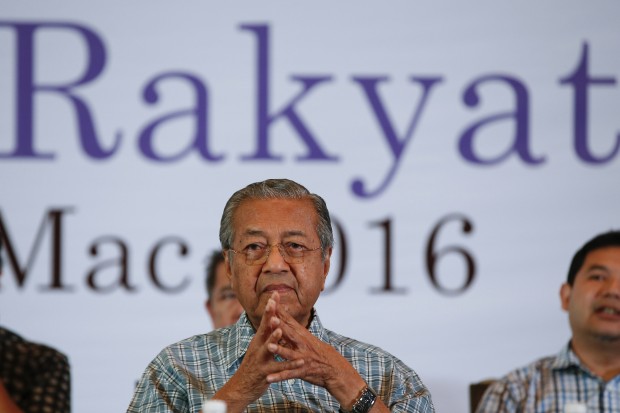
[0,327,71,413]
[476,343,620,413]
[127,312,434,413]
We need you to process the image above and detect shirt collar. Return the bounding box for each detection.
[552,342,581,370]
[552,341,605,381]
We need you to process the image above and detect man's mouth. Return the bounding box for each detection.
[263,284,293,293]
[595,306,620,316]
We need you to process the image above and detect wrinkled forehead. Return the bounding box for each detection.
[232,198,318,241]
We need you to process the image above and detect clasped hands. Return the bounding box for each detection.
[213,291,368,413]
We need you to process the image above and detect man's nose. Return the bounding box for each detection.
[263,244,289,270]
[605,275,620,297]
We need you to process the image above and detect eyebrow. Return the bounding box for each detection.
[242,229,308,238]
[585,264,610,273]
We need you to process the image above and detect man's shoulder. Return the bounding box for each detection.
[488,352,560,392]
[0,325,69,362]
[0,326,70,380]
[323,327,431,400]
[154,325,241,363]
[324,328,376,349]
[323,328,403,363]
[161,327,232,353]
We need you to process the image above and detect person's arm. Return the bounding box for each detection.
[380,360,434,413]
[127,355,193,413]
[0,380,24,413]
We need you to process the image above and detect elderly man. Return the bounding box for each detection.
[204,250,243,329]
[476,230,620,413]
[128,179,434,413]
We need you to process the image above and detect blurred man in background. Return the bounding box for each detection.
[204,250,243,329]
[477,230,620,413]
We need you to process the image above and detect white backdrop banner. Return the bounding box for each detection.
[1,2,619,412]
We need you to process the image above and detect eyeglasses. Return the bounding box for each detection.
[228,243,322,266]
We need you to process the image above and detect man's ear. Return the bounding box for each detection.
[560,283,572,312]
[223,252,233,285]
[320,247,332,291]
[206,299,213,317]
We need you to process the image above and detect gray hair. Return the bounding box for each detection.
[219,179,334,260]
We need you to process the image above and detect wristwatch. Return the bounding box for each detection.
[339,385,377,413]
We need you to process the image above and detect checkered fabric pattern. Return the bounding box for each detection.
[476,344,620,413]
[128,312,434,413]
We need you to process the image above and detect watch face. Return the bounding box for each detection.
[352,387,377,413]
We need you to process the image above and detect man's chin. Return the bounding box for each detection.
[591,330,620,343]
